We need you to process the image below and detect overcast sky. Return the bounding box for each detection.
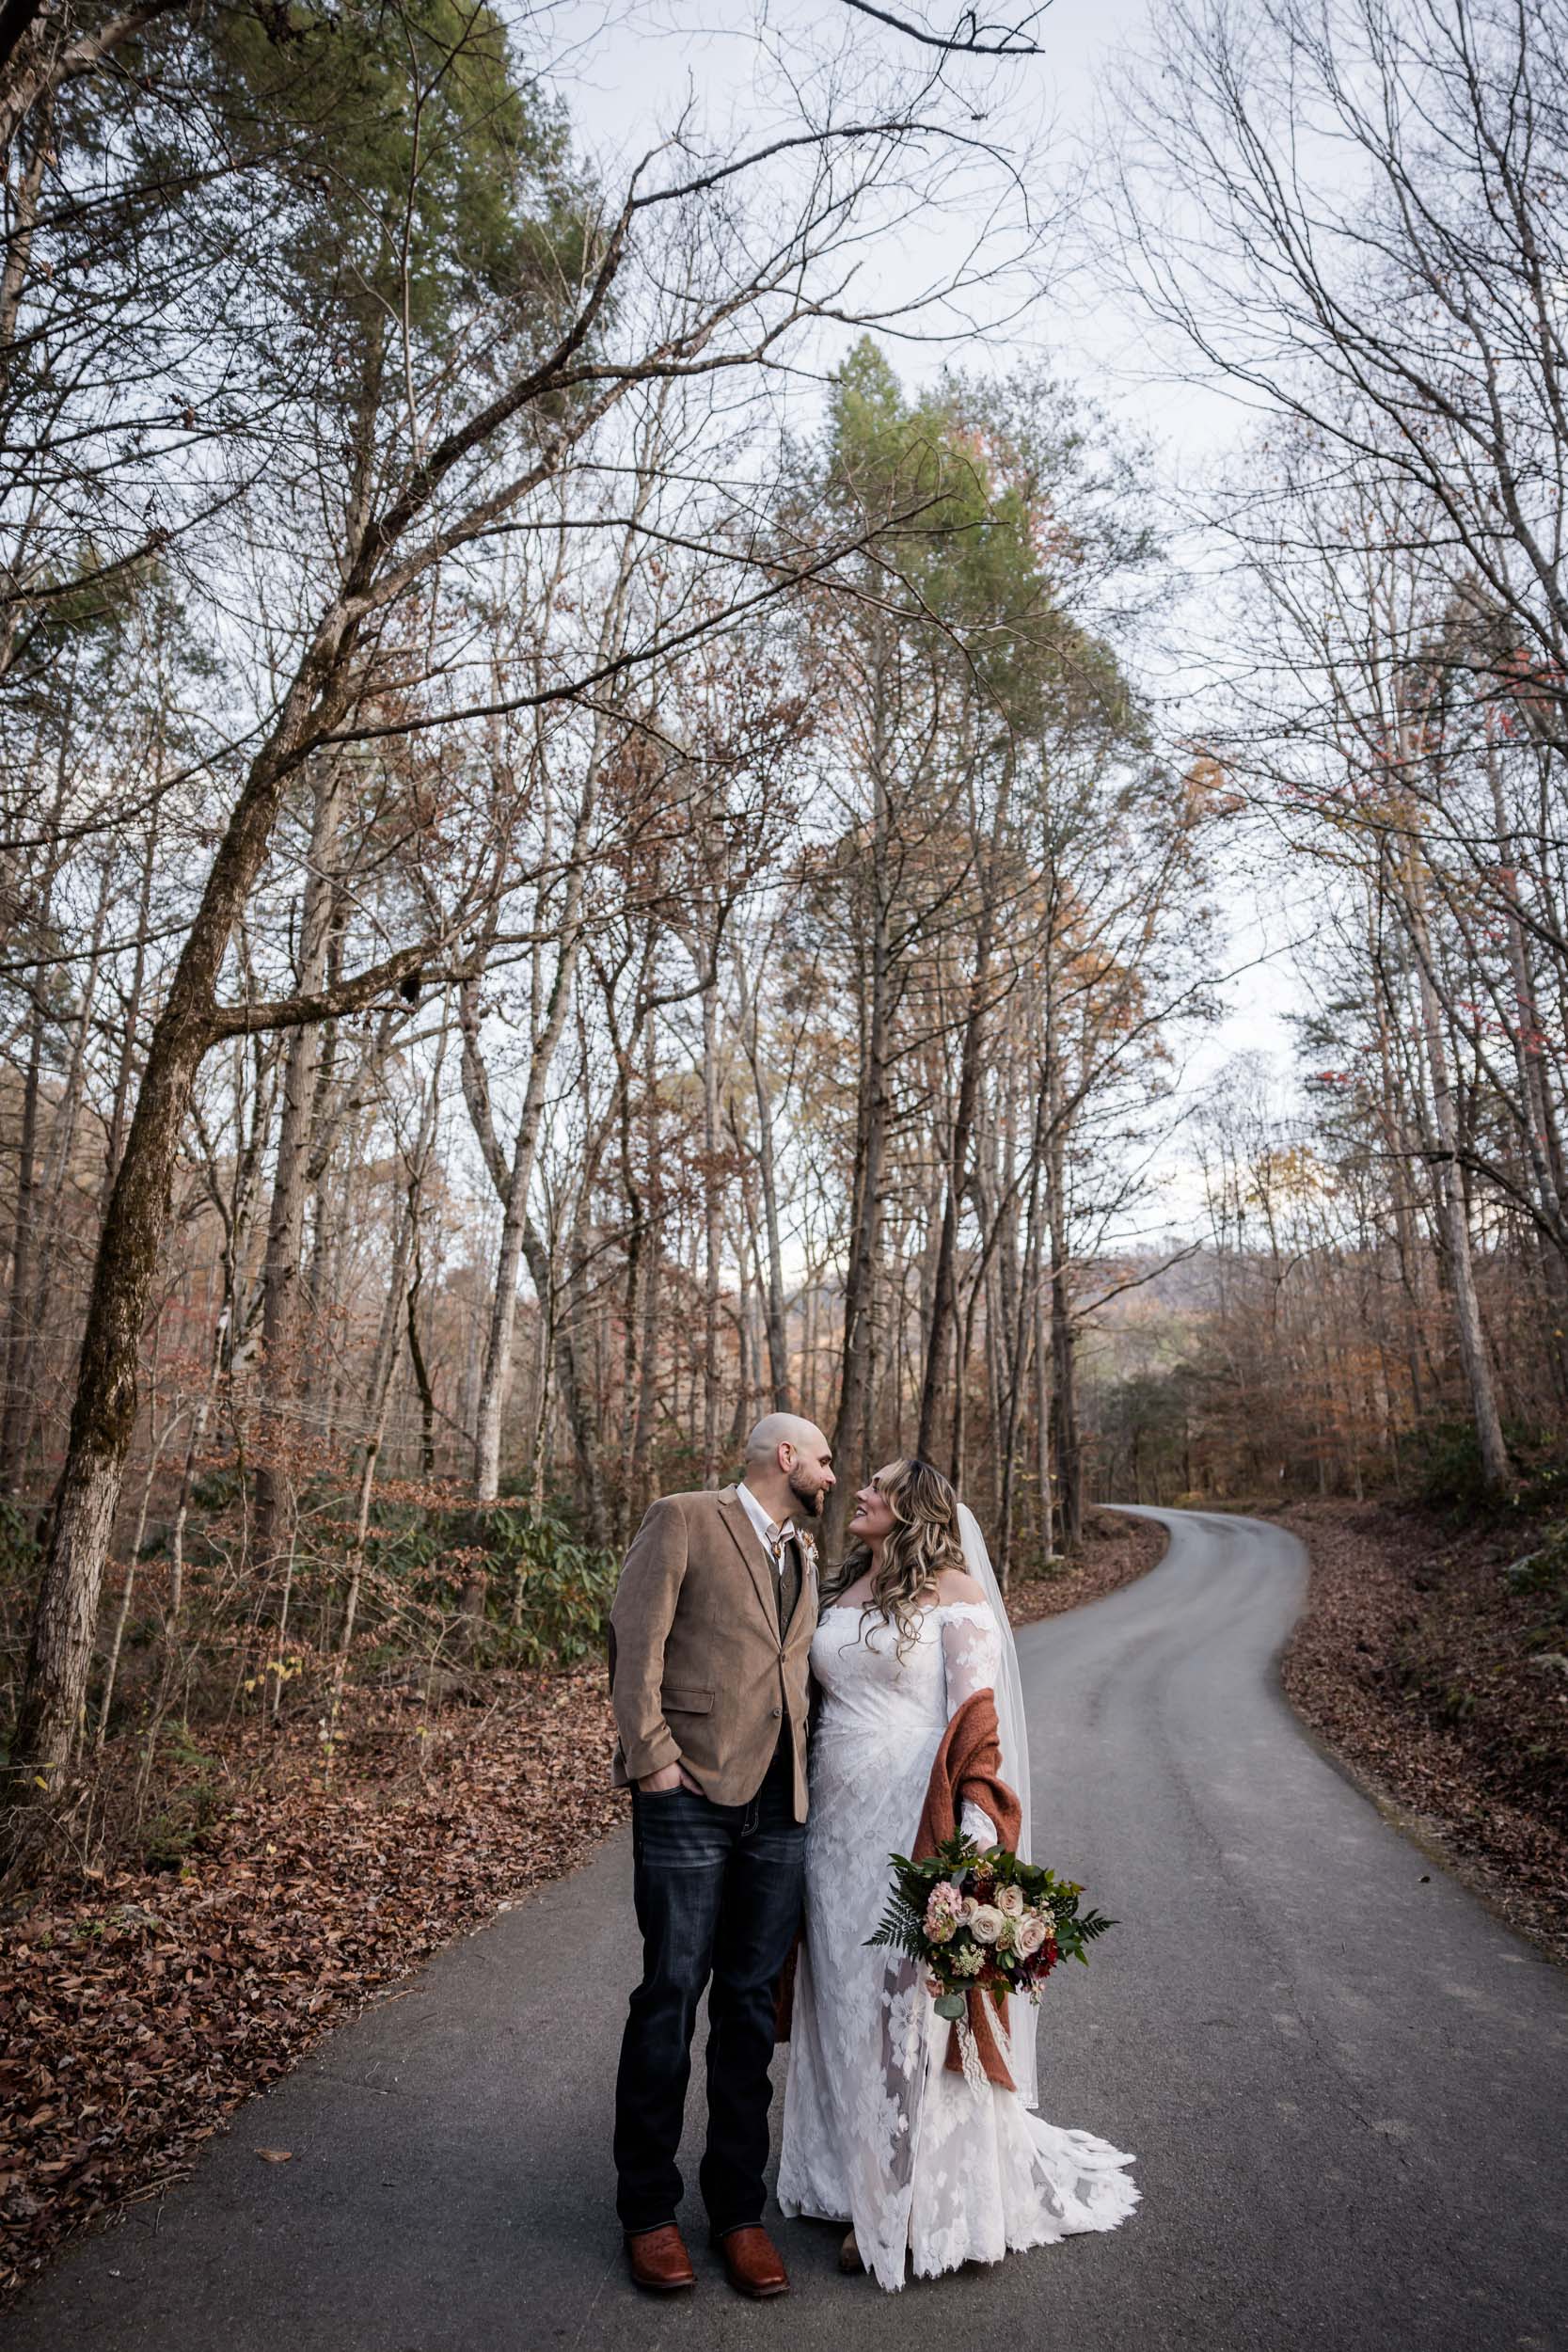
[563,0,1309,1236]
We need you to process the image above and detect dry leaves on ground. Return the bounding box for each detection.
[1005,1509,1167,1629]
[1278,1499,1568,1967]
[0,1665,625,2301]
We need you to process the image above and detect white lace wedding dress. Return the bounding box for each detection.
[776,1597,1139,2292]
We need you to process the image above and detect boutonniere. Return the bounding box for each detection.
[799,1530,819,1574]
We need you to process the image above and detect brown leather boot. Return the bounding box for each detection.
[624,2223,697,2293]
[712,2223,790,2298]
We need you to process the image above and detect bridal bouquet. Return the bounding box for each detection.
[867,1834,1114,2021]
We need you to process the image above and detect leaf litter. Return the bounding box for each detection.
[0,1663,623,2301]
[1278,1498,1568,1966]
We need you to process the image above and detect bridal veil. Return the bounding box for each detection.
[956,1499,1037,2109]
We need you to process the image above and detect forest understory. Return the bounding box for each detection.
[0,1509,1161,2305]
[1278,1498,1568,1971]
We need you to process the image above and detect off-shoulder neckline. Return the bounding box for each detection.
[817,1597,995,1622]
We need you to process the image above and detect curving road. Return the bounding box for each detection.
[8,1508,1568,2351]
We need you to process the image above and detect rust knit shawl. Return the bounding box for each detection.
[914,1686,1023,2092]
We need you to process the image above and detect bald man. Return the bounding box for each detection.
[608,1417,835,2300]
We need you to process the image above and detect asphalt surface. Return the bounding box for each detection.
[8,1507,1567,2352]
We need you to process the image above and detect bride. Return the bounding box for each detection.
[776,1455,1139,2291]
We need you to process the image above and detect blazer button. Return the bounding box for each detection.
[770,1706,782,1718]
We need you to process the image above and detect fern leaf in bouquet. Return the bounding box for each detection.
[863,1833,1117,2005]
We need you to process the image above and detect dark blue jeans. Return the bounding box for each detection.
[613,1749,804,2236]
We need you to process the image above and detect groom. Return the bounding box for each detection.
[608,1413,834,2299]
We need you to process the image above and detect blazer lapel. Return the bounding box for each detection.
[716,1486,779,1630]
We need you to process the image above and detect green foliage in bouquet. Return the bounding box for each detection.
[867,1833,1115,2017]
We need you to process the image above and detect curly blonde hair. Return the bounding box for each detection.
[834,1455,967,1658]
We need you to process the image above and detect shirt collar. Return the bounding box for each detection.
[737,1479,794,1558]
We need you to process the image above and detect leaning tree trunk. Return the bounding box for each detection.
[4,619,358,1830]
[11,990,232,1810]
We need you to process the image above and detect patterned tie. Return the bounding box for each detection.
[770,1525,800,1637]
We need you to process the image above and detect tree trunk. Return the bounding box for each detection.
[103,810,162,1195]
[522,1211,609,1546]
[0,999,41,1494]
[825,766,891,1565]
[471,1130,535,1503]
[917,775,1006,1466]
[700,969,722,1485]
[1046,1112,1082,1549]
[254,766,342,1559]
[1403,850,1511,1492]
[466,804,594,1504]
[5,601,361,1825]
[736,954,793,1410]
[406,1272,436,1476]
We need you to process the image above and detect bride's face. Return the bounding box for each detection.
[847,1467,897,1545]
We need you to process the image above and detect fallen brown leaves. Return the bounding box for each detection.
[1005,1508,1167,1629]
[0,1664,625,2302]
[1278,1498,1568,1967]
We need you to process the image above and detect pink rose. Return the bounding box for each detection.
[925,1890,958,1944]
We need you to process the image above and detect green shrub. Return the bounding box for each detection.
[1504,1521,1568,1655]
[348,1491,618,1668]
[1399,1420,1567,1518]
[137,1727,226,1869]
[1402,1420,1502,1513]
[1503,1521,1568,1597]
[481,1502,618,1665]
[0,1494,38,1576]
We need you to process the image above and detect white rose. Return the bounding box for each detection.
[959,1895,978,1922]
[1014,1914,1048,1956]
[969,1904,1005,1946]
[997,1885,1024,1917]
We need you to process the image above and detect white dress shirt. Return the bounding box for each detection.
[737,1478,794,1571]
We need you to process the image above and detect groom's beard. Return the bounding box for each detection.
[788,1472,827,1519]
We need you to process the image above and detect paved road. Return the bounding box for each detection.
[8,1508,1568,2351]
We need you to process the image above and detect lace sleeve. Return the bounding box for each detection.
[941,1606,1005,1850]
[941,1604,1002,1719]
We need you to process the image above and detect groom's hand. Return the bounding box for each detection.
[639,1761,703,1794]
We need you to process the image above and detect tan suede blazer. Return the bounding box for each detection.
[608,1485,818,1821]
